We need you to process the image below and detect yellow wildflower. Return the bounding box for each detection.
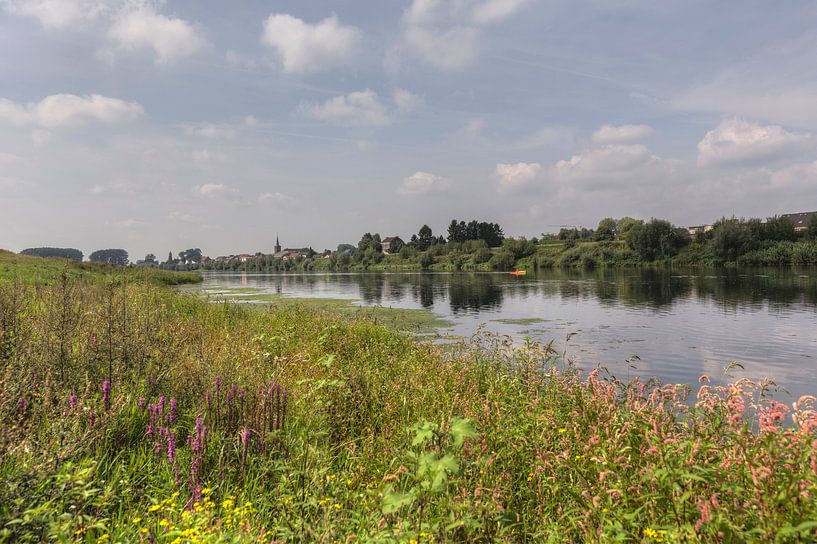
[159,519,170,527]
[148,504,161,512]
[97,535,110,542]
[558,428,567,433]
[132,517,142,523]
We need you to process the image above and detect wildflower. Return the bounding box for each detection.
[69,393,77,410]
[558,428,566,433]
[97,534,110,542]
[138,396,146,409]
[644,528,658,538]
[17,397,27,415]
[169,398,177,424]
[102,379,111,411]
[148,504,161,512]
[88,408,96,428]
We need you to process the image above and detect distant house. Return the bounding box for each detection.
[239,254,251,262]
[276,248,312,260]
[687,225,713,236]
[381,236,404,254]
[782,211,817,232]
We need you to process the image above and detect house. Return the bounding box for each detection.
[782,211,817,232]
[238,254,251,262]
[381,236,404,254]
[687,225,713,236]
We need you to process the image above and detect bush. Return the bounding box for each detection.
[627,219,687,261]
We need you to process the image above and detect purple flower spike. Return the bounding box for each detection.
[102,379,111,411]
[169,398,177,424]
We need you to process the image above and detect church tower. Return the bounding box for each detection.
[274,235,281,254]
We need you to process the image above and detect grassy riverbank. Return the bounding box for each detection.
[3,257,817,542]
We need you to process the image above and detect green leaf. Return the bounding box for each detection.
[449,417,477,448]
[411,421,438,447]
[381,487,416,515]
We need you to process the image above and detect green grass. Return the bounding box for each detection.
[3,257,817,542]
[0,250,202,286]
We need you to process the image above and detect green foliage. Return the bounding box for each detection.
[594,217,618,241]
[807,215,817,240]
[89,249,129,266]
[20,247,83,261]
[627,218,687,261]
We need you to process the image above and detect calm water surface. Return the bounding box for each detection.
[195,268,817,399]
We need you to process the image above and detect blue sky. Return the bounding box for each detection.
[2,0,817,258]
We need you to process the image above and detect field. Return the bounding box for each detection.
[2,254,817,542]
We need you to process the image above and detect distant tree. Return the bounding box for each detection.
[808,215,817,240]
[448,220,466,243]
[708,218,761,263]
[89,249,129,266]
[763,215,796,242]
[618,217,644,243]
[627,219,685,261]
[358,233,374,252]
[372,233,383,253]
[336,243,356,254]
[179,248,202,264]
[388,238,405,254]
[418,225,434,251]
[408,234,419,248]
[20,247,83,261]
[435,235,446,245]
[595,218,618,241]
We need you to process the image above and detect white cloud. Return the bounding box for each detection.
[105,6,204,64]
[1,0,109,29]
[697,118,811,167]
[191,150,227,162]
[261,13,359,73]
[111,218,146,228]
[185,123,237,139]
[769,160,817,189]
[551,144,669,189]
[403,25,480,70]
[471,0,534,24]
[400,0,532,70]
[194,183,235,198]
[393,88,422,112]
[398,171,449,195]
[258,191,295,207]
[592,124,653,144]
[0,152,22,165]
[303,90,392,126]
[496,162,541,192]
[0,93,143,127]
[168,210,200,223]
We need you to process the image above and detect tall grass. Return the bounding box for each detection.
[2,267,817,542]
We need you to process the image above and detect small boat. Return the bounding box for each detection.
[509,269,527,276]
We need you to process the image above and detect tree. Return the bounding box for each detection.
[89,249,129,266]
[808,215,817,240]
[627,219,686,261]
[358,233,374,252]
[595,218,618,241]
[763,215,796,242]
[447,220,466,243]
[20,247,83,261]
[708,218,756,263]
[179,248,202,264]
[618,217,644,243]
[418,225,434,251]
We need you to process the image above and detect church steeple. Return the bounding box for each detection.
[274,234,281,254]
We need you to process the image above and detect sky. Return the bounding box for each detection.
[2,0,817,258]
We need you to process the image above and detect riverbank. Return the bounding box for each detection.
[3,259,817,541]
[197,238,817,274]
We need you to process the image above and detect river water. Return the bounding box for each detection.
[194,268,817,400]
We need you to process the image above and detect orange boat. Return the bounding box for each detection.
[509,269,527,276]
